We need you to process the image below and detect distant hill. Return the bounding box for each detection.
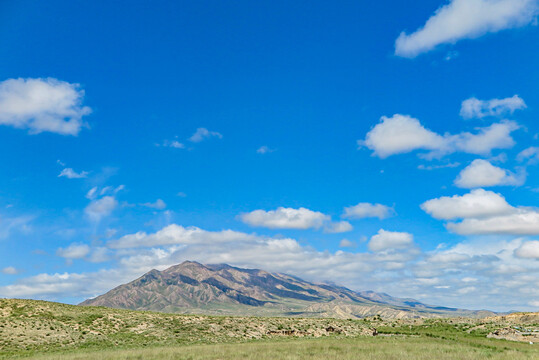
[80,261,494,318]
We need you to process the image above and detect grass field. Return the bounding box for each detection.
[21,336,539,360]
[2,298,538,359]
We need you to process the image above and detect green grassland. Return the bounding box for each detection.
[1,298,538,359]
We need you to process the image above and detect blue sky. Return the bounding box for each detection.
[0,0,538,311]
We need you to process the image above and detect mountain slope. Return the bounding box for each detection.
[80,261,493,318]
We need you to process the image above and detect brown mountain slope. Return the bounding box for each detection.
[80,261,494,319]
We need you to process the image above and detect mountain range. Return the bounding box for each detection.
[80,261,495,319]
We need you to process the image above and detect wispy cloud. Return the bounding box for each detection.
[256,146,276,154]
[58,168,89,179]
[189,127,222,143]
[395,0,538,57]
[85,196,118,222]
[141,199,167,210]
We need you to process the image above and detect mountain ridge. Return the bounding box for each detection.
[80,261,495,319]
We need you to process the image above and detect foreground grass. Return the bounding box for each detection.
[0,299,373,358]
[2,299,539,359]
[23,336,539,360]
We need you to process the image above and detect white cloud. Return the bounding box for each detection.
[517,146,539,163]
[238,207,330,230]
[257,146,276,154]
[0,214,33,240]
[141,199,167,210]
[454,159,525,188]
[88,247,110,263]
[84,196,118,222]
[107,224,259,249]
[159,140,185,149]
[100,186,112,196]
[56,243,90,259]
[460,95,526,119]
[360,114,518,159]
[368,229,414,252]
[417,162,460,170]
[514,241,539,259]
[395,0,538,58]
[189,128,222,143]
[0,78,91,135]
[323,221,353,234]
[86,187,98,200]
[58,168,88,179]
[421,189,514,220]
[2,266,19,275]
[423,189,539,235]
[4,223,539,311]
[360,114,443,158]
[177,192,187,197]
[342,203,395,220]
[447,211,539,235]
[339,239,356,248]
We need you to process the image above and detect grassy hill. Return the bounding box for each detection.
[1,298,539,359]
[0,298,374,358]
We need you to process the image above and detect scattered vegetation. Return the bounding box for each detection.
[1,299,538,359]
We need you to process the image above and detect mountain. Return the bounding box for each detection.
[80,261,494,318]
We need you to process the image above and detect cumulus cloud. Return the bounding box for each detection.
[88,247,110,263]
[0,78,91,135]
[421,189,514,220]
[56,243,90,259]
[514,241,539,259]
[423,189,539,235]
[454,159,525,188]
[3,222,539,311]
[368,229,414,252]
[238,207,330,230]
[339,239,356,248]
[2,266,19,275]
[323,221,353,234]
[447,212,539,235]
[189,128,222,143]
[107,224,258,249]
[58,168,88,179]
[360,114,518,159]
[342,203,395,220]
[84,196,118,222]
[4,224,418,301]
[360,114,443,158]
[141,199,167,210]
[395,0,539,58]
[460,95,526,119]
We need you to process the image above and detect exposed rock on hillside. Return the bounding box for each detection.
[81,261,495,319]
